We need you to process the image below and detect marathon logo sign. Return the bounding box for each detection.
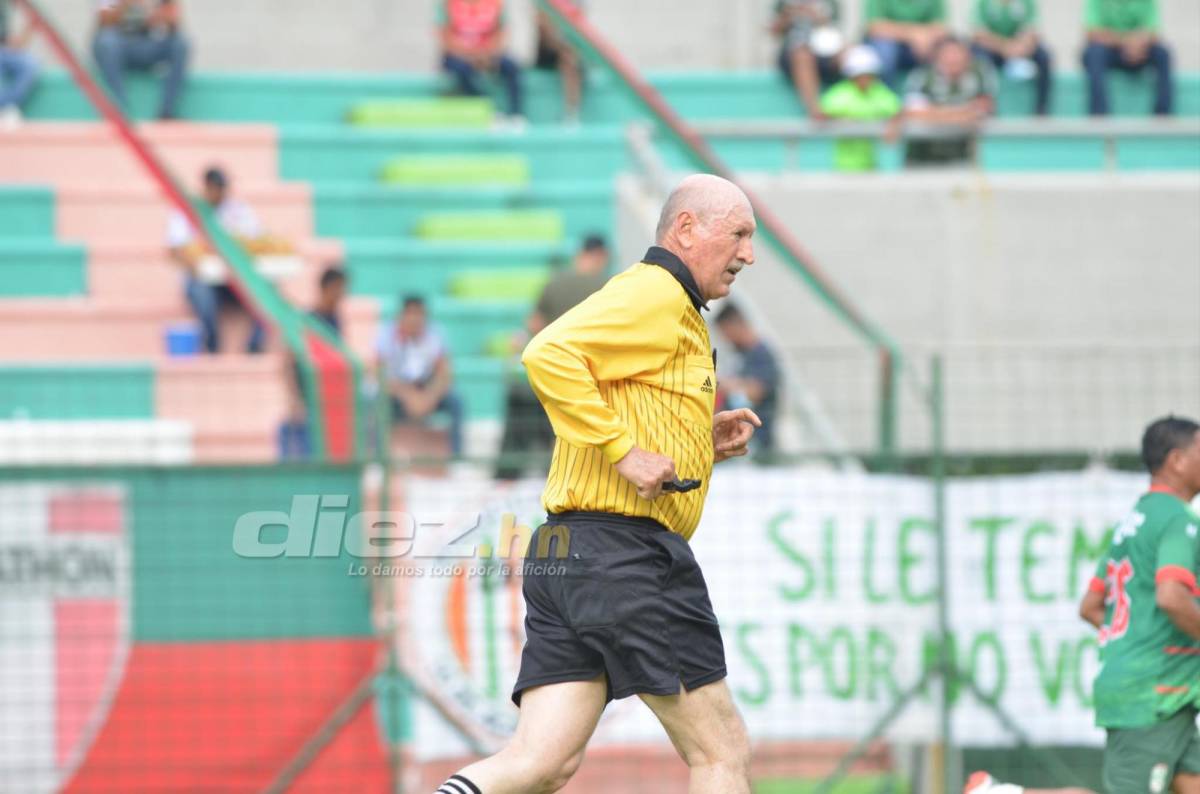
[0,484,130,793]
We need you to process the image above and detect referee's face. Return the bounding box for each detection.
[693,203,756,301]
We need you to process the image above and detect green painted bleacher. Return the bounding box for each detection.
[378,154,531,186]
[343,239,571,300]
[448,268,548,302]
[22,69,1200,125]
[281,126,626,183]
[347,97,494,128]
[314,182,611,240]
[0,241,86,297]
[413,209,565,242]
[0,188,56,237]
[448,356,506,420]
[0,365,154,419]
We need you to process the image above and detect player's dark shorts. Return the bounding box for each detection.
[512,511,727,705]
[1104,706,1200,793]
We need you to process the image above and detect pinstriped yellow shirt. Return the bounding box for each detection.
[520,247,716,540]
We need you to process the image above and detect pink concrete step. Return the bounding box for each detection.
[156,352,289,441]
[57,182,313,248]
[87,238,345,306]
[0,296,378,362]
[0,122,278,187]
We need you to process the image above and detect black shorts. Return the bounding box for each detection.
[512,511,727,705]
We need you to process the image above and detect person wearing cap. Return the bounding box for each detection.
[902,36,998,166]
[971,0,1053,116]
[1082,0,1172,116]
[93,0,190,120]
[770,0,843,119]
[166,166,266,354]
[819,44,901,171]
[495,234,610,480]
[864,0,948,91]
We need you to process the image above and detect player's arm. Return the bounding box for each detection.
[1079,559,1108,628]
[1155,516,1200,640]
[1079,587,1106,629]
[1157,580,1200,640]
[521,277,680,496]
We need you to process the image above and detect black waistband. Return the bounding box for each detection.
[546,511,668,533]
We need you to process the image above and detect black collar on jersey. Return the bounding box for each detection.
[643,246,708,312]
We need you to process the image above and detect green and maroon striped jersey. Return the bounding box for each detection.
[1091,488,1200,728]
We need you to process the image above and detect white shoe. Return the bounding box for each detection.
[0,105,22,131]
[964,771,1024,794]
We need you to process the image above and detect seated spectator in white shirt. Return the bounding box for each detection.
[166,166,265,353]
[374,295,464,458]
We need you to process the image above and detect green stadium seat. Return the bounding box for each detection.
[315,183,611,241]
[346,97,494,129]
[0,241,86,296]
[448,268,549,302]
[414,210,565,242]
[0,364,154,419]
[379,154,531,186]
[344,239,571,299]
[0,188,56,238]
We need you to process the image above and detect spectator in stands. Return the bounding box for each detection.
[971,0,1053,116]
[281,266,347,459]
[820,45,901,171]
[1082,0,1172,116]
[902,36,997,166]
[376,295,464,458]
[309,266,346,337]
[771,0,844,119]
[439,0,524,122]
[495,234,610,480]
[166,166,265,354]
[715,303,781,458]
[535,3,584,123]
[0,0,39,128]
[93,0,189,120]
[864,0,948,91]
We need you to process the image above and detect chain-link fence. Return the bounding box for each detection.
[4,343,1196,792]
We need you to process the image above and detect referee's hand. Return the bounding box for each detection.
[614,446,678,500]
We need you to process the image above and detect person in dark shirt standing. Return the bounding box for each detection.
[281,266,347,459]
[715,303,781,458]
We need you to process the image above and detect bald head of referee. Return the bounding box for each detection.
[438,175,759,794]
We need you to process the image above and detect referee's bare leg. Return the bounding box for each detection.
[641,679,753,793]
[435,676,607,794]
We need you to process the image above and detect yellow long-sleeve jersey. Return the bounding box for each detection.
[520,247,716,539]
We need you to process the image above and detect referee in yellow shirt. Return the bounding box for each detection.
[436,174,760,794]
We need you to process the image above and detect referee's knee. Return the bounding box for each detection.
[681,719,751,778]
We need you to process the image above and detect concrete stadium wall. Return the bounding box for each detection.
[617,172,1200,454]
[29,0,1200,74]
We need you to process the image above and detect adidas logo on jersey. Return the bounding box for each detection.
[700,376,714,394]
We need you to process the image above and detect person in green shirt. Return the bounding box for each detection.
[970,0,1053,115]
[819,45,901,171]
[1083,0,1173,115]
[863,0,948,90]
[966,415,1200,794]
[771,0,843,118]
